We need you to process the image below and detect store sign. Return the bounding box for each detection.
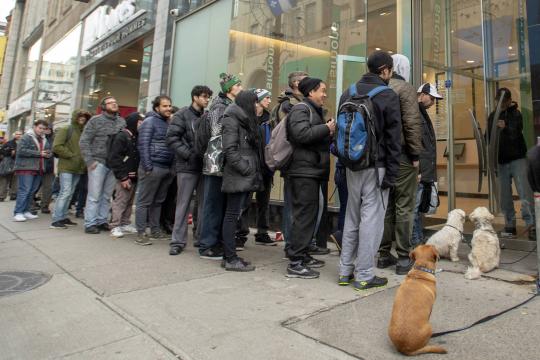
[265,45,275,90]
[7,91,33,119]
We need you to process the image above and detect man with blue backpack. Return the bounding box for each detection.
[337,51,402,291]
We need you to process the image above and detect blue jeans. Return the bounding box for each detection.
[14,174,42,215]
[499,158,535,227]
[85,162,116,227]
[198,175,226,253]
[412,182,425,246]
[52,173,80,222]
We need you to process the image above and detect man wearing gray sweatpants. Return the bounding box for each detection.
[338,51,402,291]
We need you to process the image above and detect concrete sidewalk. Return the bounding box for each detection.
[0,200,538,360]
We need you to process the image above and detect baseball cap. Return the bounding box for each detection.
[418,83,443,99]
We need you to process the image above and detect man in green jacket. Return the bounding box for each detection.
[50,110,91,229]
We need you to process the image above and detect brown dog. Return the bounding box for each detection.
[388,245,447,356]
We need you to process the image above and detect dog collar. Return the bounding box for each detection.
[446,224,464,241]
[413,265,436,275]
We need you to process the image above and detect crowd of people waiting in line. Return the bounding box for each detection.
[0,50,534,290]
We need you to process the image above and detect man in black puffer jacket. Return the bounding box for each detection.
[284,77,336,279]
[167,85,213,256]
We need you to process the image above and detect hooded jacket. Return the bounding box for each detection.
[53,112,87,174]
[418,103,437,183]
[167,105,203,174]
[14,129,51,172]
[221,103,263,193]
[138,111,174,171]
[487,102,528,164]
[273,88,303,128]
[79,112,126,166]
[108,112,141,181]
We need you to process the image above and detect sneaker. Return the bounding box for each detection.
[499,227,517,239]
[235,235,247,251]
[193,241,201,248]
[286,263,320,279]
[50,221,67,229]
[303,256,325,268]
[199,248,224,260]
[353,276,388,291]
[224,257,255,272]
[75,211,84,218]
[10,195,16,201]
[255,233,277,246]
[41,208,51,214]
[98,223,111,231]
[338,275,354,286]
[110,227,124,238]
[13,214,27,222]
[85,225,100,234]
[221,256,252,268]
[307,244,330,255]
[377,254,398,269]
[23,212,39,220]
[121,224,137,234]
[134,234,152,246]
[150,231,170,240]
[169,246,184,255]
[62,218,77,226]
[395,258,414,275]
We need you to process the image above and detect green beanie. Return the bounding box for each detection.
[219,72,241,93]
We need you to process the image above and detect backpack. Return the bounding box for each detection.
[265,103,311,171]
[335,84,390,170]
[53,125,74,158]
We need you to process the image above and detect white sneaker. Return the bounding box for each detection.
[121,224,137,234]
[13,214,27,222]
[23,212,39,220]
[110,227,124,238]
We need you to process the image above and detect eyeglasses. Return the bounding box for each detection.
[105,101,117,105]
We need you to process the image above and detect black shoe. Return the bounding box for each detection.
[9,195,16,201]
[134,234,153,246]
[62,218,77,226]
[85,225,100,234]
[235,235,247,251]
[0,198,4,202]
[302,256,325,268]
[396,258,414,275]
[169,246,183,256]
[377,254,398,269]
[286,263,320,279]
[75,211,84,218]
[41,208,51,214]
[528,227,536,241]
[307,244,330,255]
[193,241,200,248]
[199,247,224,260]
[98,223,111,231]
[338,275,354,286]
[255,233,276,246]
[353,276,388,291]
[50,221,67,229]
[225,257,255,272]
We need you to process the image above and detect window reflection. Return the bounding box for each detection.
[23,39,42,92]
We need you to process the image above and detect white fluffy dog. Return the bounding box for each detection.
[464,207,500,280]
[426,209,466,262]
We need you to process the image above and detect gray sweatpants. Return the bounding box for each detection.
[339,168,389,282]
[135,166,174,234]
[170,172,202,248]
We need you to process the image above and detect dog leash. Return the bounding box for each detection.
[431,293,538,338]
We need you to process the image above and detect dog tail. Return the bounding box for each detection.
[464,266,482,280]
[406,345,448,356]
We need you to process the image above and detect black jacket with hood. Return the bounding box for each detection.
[167,105,203,174]
[107,112,141,182]
[418,103,437,183]
[487,102,528,164]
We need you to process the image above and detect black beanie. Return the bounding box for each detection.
[125,112,142,135]
[367,51,394,74]
[298,77,323,97]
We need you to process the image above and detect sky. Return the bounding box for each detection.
[1,0,16,23]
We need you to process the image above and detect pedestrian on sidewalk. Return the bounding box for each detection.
[135,95,175,245]
[39,124,55,214]
[0,131,21,201]
[339,51,402,290]
[108,112,143,238]
[197,73,242,258]
[79,96,126,234]
[167,85,213,255]
[220,90,262,271]
[13,120,52,222]
[50,110,91,229]
[377,54,423,275]
[284,77,335,279]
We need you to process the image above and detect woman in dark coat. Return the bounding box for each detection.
[221,90,263,271]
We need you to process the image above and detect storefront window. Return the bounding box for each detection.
[23,39,42,92]
[137,44,152,112]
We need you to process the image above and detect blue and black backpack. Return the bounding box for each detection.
[335,84,390,171]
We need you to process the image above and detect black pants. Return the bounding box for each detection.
[238,175,272,236]
[223,192,248,260]
[286,177,324,263]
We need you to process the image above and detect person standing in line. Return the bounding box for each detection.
[339,51,402,290]
[412,83,443,244]
[283,77,335,279]
[13,120,52,222]
[50,110,91,229]
[196,73,243,258]
[108,112,144,238]
[167,85,213,256]
[0,130,22,201]
[39,124,55,214]
[135,95,175,245]
[220,90,262,271]
[79,96,126,234]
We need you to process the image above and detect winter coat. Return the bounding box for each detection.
[388,74,423,161]
[138,111,174,171]
[107,129,139,182]
[196,93,232,159]
[167,105,203,174]
[284,99,331,180]
[273,88,303,128]
[0,139,17,176]
[487,102,528,164]
[79,112,126,166]
[221,103,263,193]
[53,116,86,174]
[418,103,437,183]
[339,73,402,187]
[14,130,51,172]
